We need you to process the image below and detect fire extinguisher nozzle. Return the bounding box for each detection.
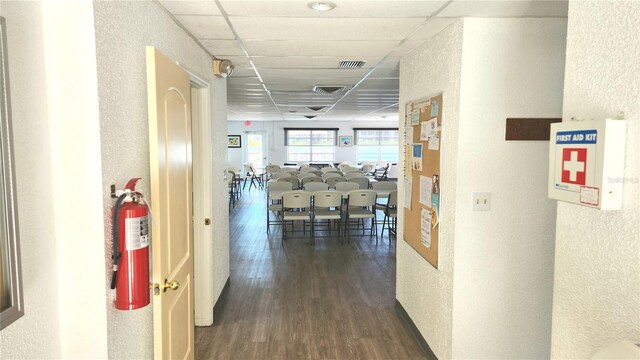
[110,270,117,290]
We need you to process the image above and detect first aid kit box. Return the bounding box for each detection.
[548,119,626,210]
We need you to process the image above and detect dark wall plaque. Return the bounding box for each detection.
[505,118,562,141]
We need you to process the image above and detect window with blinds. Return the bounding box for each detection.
[285,128,337,162]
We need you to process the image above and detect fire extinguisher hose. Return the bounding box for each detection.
[110,193,128,289]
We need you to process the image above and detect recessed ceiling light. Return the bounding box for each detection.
[308,1,336,11]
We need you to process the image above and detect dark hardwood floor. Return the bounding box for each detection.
[195,188,428,360]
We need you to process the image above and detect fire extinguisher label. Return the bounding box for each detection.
[125,215,150,250]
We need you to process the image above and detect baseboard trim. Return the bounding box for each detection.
[395,299,438,360]
[213,277,230,324]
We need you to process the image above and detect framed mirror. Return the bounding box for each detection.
[0,16,24,330]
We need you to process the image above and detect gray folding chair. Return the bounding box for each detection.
[267,181,293,234]
[303,182,329,193]
[380,190,398,239]
[277,176,299,190]
[312,190,343,241]
[348,177,370,190]
[343,190,378,244]
[325,176,347,188]
[301,176,323,187]
[281,190,313,244]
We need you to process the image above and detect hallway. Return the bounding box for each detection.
[195,189,428,359]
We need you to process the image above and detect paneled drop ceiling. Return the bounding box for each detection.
[158,0,568,122]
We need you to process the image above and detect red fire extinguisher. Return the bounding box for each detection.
[111,178,150,310]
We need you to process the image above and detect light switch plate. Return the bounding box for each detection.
[473,192,491,211]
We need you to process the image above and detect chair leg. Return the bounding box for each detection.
[374,216,378,244]
[267,207,270,234]
[381,215,388,238]
[311,219,315,246]
[343,217,349,244]
[282,220,287,242]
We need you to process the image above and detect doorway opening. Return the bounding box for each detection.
[189,72,215,327]
[244,131,267,169]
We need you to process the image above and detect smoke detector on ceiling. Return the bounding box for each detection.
[312,86,347,94]
[213,59,234,78]
[307,106,325,112]
[308,1,336,11]
[304,115,317,119]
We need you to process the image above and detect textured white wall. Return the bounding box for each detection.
[397,20,464,360]
[0,3,62,356]
[94,1,229,358]
[452,18,566,358]
[227,120,399,170]
[551,1,640,357]
[0,2,108,358]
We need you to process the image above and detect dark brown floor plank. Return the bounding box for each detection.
[195,189,427,360]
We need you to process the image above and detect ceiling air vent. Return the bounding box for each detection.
[307,106,325,112]
[304,115,317,119]
[313,86,347,94]
[338,60,366,69]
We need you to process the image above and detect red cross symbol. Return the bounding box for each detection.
[561,148,587,185]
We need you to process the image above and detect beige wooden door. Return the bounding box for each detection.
[146,46,194,360]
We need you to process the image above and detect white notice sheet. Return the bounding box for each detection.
[403,177,412,209]
[419,175,432,207]
[421,208,432,248]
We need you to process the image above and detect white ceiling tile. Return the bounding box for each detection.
[408,18,457,40]
[263,76,363,87]
[200,39,245,56]
[223,55,252,67]
[378,57,401,68]
[250,56,383,69]
[437,0,568,18]
[267,84,317,92]
[220,1,446,18]
[244,40,399,57]
[259,68,370,79]
[229,17,426,41]
[387,40,426,56]
[358,78,399,90]
[174,15,235,39]
[227,77,262,85]
[230,68,258,77]
[369,68,399,78]
[158,1,221,15]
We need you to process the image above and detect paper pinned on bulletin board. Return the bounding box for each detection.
[421,208,432,248]
[420,118,438,141]
[430,100,439,118]
[405,144,413,175]
[405,123,413,144]
[428,136,440,151]
[419,175,432,207]
[404,177,412,209]
[412,143,423,171]
[411,109,420,126]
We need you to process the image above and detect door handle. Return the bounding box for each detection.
[162,278,180,292]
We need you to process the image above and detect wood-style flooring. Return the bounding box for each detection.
[195,188,428,360]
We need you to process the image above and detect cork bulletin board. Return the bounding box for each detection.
[403,94,442,269]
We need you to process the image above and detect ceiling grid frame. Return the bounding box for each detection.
[157,0,569,122]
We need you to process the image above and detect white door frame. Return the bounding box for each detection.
[185,67,215,326]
